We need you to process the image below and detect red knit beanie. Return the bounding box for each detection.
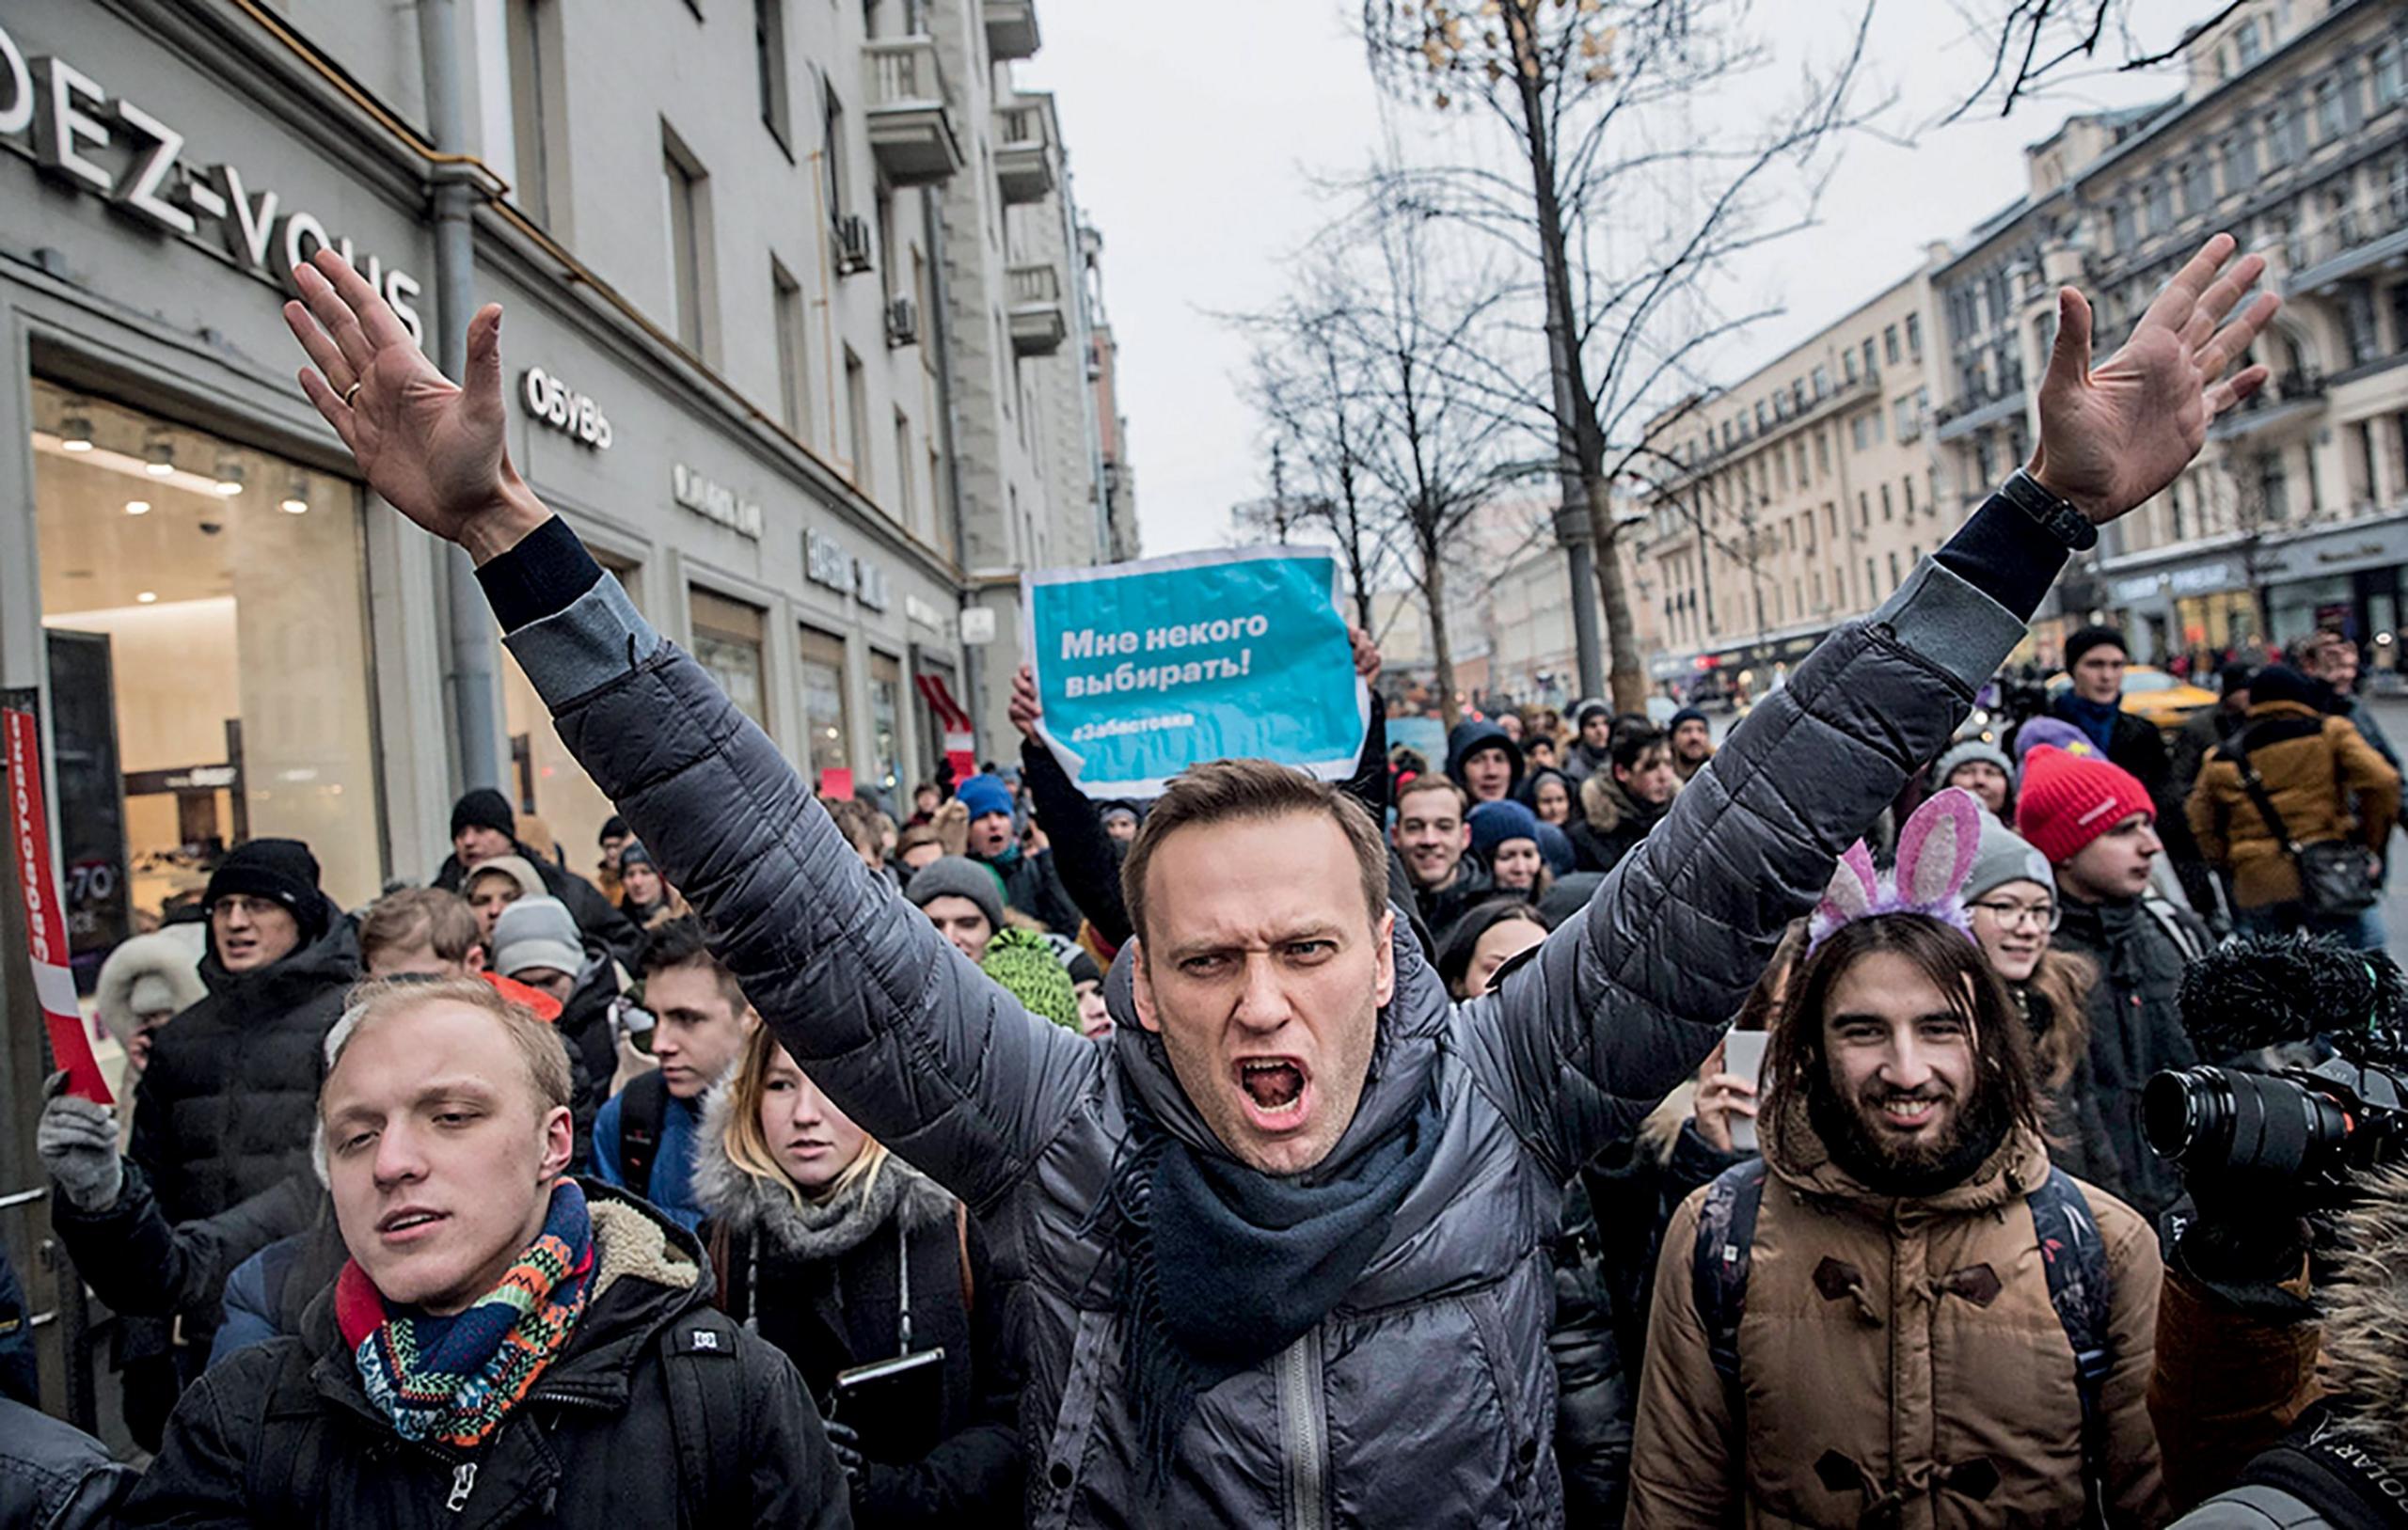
[2014,746,2154,865]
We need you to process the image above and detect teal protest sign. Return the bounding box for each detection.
[1023,547,1368,797]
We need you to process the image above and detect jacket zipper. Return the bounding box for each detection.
[447,1461,477,1513]
[1275,1332,1329,1530]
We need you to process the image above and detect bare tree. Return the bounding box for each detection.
[1949,0,2248,121]
[1360,0,1876,709]
[1236,186,1523,727]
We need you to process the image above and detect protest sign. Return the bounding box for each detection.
[1023,547,1367,797]
[5,690,111,1103]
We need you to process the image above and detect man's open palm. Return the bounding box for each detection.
[2030,233,2281,524]
[282,248,541,560]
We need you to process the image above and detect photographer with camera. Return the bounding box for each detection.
[2145,936,2408,1526]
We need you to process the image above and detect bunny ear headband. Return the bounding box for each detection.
[1807,787,1984,953]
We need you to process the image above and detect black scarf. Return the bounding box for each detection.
[1086,1075,1446,1489]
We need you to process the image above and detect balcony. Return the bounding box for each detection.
[1933,384,2026,443]
[2285,204,2408,295]
[1008,263,1067,355]
[985,0,1040,60]
[863,38,962,186]
[994,101,1054,204]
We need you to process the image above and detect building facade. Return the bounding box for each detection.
[0,0,1124,1420]
[1627,266,1942,695]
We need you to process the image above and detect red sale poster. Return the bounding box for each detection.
[5,694,111,1103]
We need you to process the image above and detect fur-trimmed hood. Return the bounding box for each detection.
[93,926,208,1046]
[2320,1163,2408,1461]
[689,1076,955,1257]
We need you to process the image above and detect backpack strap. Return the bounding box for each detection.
[660,1305,751,1528]
[617,1069,671,1198]
[2138,892,2207,965]
[2027,1167,2115,1527]
[1689,1158,1770,1412]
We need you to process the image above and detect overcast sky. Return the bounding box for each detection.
[1022,0,2210,558]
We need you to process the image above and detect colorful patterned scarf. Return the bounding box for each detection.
[336,1180,595,1448]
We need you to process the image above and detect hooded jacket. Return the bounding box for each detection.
[692,1085,1022,1524]
[1629,1092,2168,1529]
[119,1181,847,1529]
[1446,717,1526,800]
[93,926,208,1056]
[490,517,2027,1527]
[1568,770,1668,875]
[2188,702,2400,912]
[129,902,358,1232]
[2160,1165,2408,1528]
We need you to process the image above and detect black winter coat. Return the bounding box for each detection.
[2052,893,2207,1224]
[119,1181,848,1530]
[0,1398,135,1529]
[694,1103,1022,1527]
[51,1161,319,1335]
[130,907,357,1231]
[436,843,642,968]
[2021,987,2128,1200]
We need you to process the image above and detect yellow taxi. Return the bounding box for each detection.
[2043,666,2220,731]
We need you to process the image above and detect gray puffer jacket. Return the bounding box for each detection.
[500,549,2020,1528]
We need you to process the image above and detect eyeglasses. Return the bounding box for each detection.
[1968,898,2059,932]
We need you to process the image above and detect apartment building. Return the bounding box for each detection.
[1626,267,1941,693]
[1931,0,2408,667]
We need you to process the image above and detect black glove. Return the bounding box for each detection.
[2162,1182,2314,1318]
[822,1417,866,1487]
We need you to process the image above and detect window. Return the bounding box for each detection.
[1861,339,1877,377]
[1887,551,1901,587]
[2145,180,2175,234]
[2236,18,2264,67]
[799,625,851,788]
[755,0,791,150]
[2268,105,2306,164]
[2181,158,2214,215]
[844,346,871,492]
[2377,39,2406,107]
[1857,490,1870,527]
[868,651,904,805]
[893,411,916,527]
[503,0,561,225]
[822,78,848,225]
[1880,483,1893,522]
[30,381,388,927]
[1775,450,1789,494]
[2110,201,2137,250]
[1902,475,1916,516]
[1865,558,1877,601]
[1814,431,1830,472]
[1904,312,1922,359]
[1843,348,1859,383]
[661,125,714,358]
[1883,325,1900,366]
[772,258,809,437]
[2221,132,2258,194]
[2316,71,2359,143]
[1850,415,1868,452]
[1812,364,1830,399]
[691,589,768,731]
[1893,395,1918,440]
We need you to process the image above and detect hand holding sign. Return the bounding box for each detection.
[1022,548,1368,796]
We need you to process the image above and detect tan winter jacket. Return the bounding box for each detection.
[1629,1095,2170,1528]
[2188,701,2400,912]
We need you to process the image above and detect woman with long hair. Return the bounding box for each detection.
[694,1026,1021,1524]
[1960,815,2122,1194]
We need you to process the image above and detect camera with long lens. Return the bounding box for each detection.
[2143,1053,2408,1191]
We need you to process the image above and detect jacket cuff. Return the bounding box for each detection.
[1933,495,2069,623]
[502,572,664,711]
[1869,545,2032,696]
[475,515,605,633]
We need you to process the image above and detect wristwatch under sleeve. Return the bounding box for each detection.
[1995,467,2099,552]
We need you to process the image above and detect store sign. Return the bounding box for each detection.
[2111,575,2165,605]
[520,367,611,450]
[0,21,425,344]
[672,463,763,539]
[905,594,946,634]
[2169,562,2237,596]
[805,528,891,611]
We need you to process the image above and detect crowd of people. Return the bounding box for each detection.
[6,236,2404,1529]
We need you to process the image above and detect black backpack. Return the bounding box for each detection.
[1691,1158,2115,1522]
[617,1068,672,1198]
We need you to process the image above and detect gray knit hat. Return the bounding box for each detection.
[1932,738,2013,790]
[491,895,583,979]
[905,855,1006,933]
[1963,812,2052,904]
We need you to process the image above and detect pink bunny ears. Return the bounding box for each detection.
[1807,787,1984,953]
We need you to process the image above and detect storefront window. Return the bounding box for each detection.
[690,588,768,731]
[800,625,852,790]
[31,380,385,943]
[869,651,902,809]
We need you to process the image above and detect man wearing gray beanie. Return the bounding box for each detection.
[906,856,1006,962]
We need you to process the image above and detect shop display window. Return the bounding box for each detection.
[30,380,385,956]
[800,625,852,790]
[869,650,902,809]
[691,587,769,731]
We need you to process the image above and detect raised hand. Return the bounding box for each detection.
[2028,232,2280,524]
[1010,665,1043,742]
[281,248,548,562]
[1349,625,1382,686]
